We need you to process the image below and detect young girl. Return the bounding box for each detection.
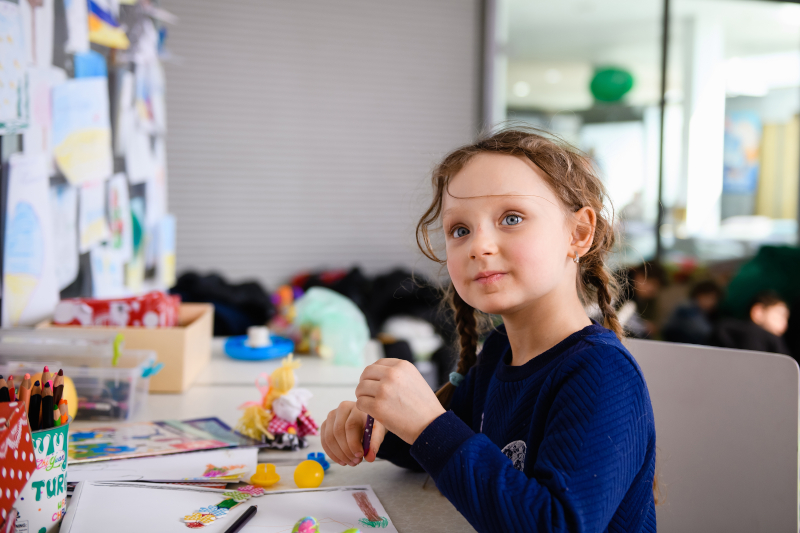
[320,128,656,533]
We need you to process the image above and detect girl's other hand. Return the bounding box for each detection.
[320,401,386,466]
[355,359,446,445]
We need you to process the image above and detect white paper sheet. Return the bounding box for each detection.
[0,1,29,133]
[52,77,113,184]
[157,213,176,288]
[62,483,398,533]
[24,66,67,175]
[89,244,126,298]
[2,153,59,326]
[78,180,109,252]
[49,183,79,290]
[20,0,53,67]
[107,173,133,262]
[68,447,259,484]
[63,0,89,53]
[125,127,155,184]
[114,70,135,156]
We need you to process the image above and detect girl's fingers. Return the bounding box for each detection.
[344,407,367,459]
[354,379,380,399]
[359,364,390,382]
[365,419,387,462]
[320,418,348,466]
[355,396,377,420]
[333,408,359,465]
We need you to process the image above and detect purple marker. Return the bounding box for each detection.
[362,415,374,456]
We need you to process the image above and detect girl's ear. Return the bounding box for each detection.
[571,206,596,257]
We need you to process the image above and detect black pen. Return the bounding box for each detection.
[224,504,257,533]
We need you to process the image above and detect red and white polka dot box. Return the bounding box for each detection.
[52,291,181,328]
[0,402,35,529]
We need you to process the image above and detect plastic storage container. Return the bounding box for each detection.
[0,349,158,420]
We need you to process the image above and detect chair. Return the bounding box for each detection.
[625,339,799,532]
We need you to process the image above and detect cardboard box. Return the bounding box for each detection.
[39,303,214,393]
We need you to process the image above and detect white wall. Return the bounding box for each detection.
[162,0,482,288]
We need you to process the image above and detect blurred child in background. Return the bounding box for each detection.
[711,291,790,355]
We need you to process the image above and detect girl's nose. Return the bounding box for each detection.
[469,226,499,259]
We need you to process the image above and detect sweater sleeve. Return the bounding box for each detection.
[409,346,655,533]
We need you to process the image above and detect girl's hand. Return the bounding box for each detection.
[320,401,386,466]
[355,359,446,445]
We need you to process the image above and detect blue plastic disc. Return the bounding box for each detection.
[224,335,295,361]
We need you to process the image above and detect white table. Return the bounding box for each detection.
[70,343,475,532]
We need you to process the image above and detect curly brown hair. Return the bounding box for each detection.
[415,127,622,407]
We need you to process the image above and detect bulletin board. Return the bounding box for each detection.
[0,0,176,327]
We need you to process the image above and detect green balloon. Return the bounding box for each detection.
[590,67,634,102]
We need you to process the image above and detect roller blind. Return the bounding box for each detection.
[162,0,482,288]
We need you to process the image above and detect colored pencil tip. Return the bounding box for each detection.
[44,382,51,389]
[57,369,63,376]
[34,381,40,386]
[59,399,67,405]
[43,366,49,372]
[23,373,29,379]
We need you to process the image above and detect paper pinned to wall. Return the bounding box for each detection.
[89,243,126,298]
[24,66,67,174]
[78,180,109,252]
[107,173,133,262]
[114,69,135,156]
[0,1,29,133]
[125,127,154,184]
[157,213,175,288]
[2,153,59,326]
[49,183,79,290]
[52,77,113,184]
[20,0,53,67]
[64,0,89,53]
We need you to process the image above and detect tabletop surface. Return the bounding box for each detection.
[69,341,476,532]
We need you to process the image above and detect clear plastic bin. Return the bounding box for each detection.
[0,349,157,421]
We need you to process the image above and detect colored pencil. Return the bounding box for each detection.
[53,369,64,405]
[41,383,54,430]
[7,376,15,402]
[29,381,42,431]
[19,374,31,415]
[58,400,68,425]
[52,401,60,427]
[363,415,375,456]
[41,366,51,389]
[0,376,8,402]
[223,505,257,533]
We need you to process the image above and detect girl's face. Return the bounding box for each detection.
[442,153,576,316]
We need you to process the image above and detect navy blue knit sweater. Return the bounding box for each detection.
[378,323,657,533]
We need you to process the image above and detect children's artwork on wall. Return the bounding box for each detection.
[125,127,155,184]
[49,183,79,290]
[157,213,176,288]
[2,153,59,326]
[114,69,135,156]
[19,0,53,67]
[52,77,113,184]
[107,173,133,262]
[24,66,66,174]
[88,0,129,49]
[78,180,109,252]
[73,49,107,77]
[63,0,89,53]
[89,243,125,297]
[0,0,29,133]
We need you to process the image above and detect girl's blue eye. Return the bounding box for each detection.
[502,214,522,226]
[452,227,470,238]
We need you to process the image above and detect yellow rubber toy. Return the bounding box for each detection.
[294,459,324,488]
[250,463,281,487]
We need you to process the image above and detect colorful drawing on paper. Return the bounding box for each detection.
[52,77,113,184]
[67,419,248,464]
[0,0,28,133]
[5,202,43,324]
[353,491,388,529]
[182,486,262,529]
[199,463,249,480]
[78,180,109,252]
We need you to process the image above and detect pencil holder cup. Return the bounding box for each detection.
[14,418,69,533]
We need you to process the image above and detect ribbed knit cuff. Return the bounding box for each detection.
[410,411,475,479]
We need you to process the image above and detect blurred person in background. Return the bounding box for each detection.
[711,291,790,355]
[662,280,723,345]
[616,262,667,339]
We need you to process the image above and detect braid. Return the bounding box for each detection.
[582,256,623,339]
[435,286,479,408]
